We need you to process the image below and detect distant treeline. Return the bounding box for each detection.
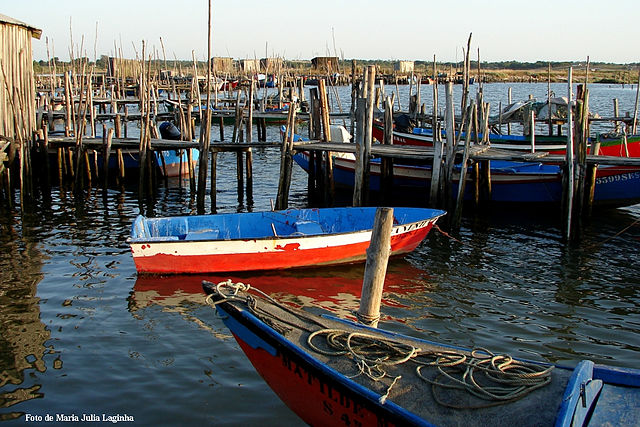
[33,55,639,77]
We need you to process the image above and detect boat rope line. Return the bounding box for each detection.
[206,281,554,409]
[308,328,554,409]
[433,224,466,245]
[584,217,640,249]
[205,279,332,333]
[414,347,554,408]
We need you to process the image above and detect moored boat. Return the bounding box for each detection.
[293,151,640,207]
[128,207,445,274]
[371,119,640,157]
[203,280,640,427]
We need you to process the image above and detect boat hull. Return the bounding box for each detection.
[129,207,445,274]
[208,286,640,427]
[50,147,198,178]
[294,152,640,207]
[224,309,422,427]
[372,122,640,157]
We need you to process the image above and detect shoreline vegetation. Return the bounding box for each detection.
[33,57,640,84]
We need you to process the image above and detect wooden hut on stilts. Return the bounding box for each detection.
[0,14,42,204]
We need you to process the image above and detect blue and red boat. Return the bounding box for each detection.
[372,120,640,157]
[129,207,445,274]
[293,151,640,207]
[203,280,640,427]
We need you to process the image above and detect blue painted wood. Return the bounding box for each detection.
[555,360,595,427]
[217,306,278,357]
[129,207,445,242]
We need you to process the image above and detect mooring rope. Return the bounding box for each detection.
[307,328,553,408]
[207,282,554,409]
[415,347,553,408]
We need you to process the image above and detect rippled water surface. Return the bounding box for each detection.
[1,83,639,425]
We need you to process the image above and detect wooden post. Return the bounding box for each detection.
[574,87,589,223]
[64,71,72,137]
[429,130,444,208]
[531,110,536,153]
[585,140,600,217]
[318,79,334,206]
[246,77,254,143]
[232,89,242,143]
[452,103,475,228]
[443,82,456,210]
[197,1,213,214]
[633,68,640,135]
[308,88,321,202]
[507,86,512,135]
[357,207,394,328]
[353,97,366,204]
[210,150,218,212]
[548,63,553,136]
[354,66,374,206]
[102,127,114,188]
[246,147,253,205]
[275,102,297,210]
[236,149,244,206]
[562,68,575,240]
[381,96,394,203]
[613,98,620,133]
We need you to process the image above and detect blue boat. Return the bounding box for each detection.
[203,281,640,427]
[129,207,445,274]
[290,125,640,208]
[108,122,198,177]
[294,152,640,207]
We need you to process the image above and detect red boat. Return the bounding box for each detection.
[129,207,445,274]
[372,120,640,157]
[203,281,640,427]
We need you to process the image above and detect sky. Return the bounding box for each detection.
[3,0,638,64]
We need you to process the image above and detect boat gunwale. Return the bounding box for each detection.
[214,295,436,427]
[128,209,446,245]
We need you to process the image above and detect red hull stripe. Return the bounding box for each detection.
[132,224,434,274]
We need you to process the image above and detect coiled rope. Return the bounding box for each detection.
[307,328,553,408]
[207,282,554,409]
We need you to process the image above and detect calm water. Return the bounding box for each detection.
[1,83,639,425]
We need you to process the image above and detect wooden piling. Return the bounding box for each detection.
[275,102,297,210]
[633,68,640,135]
[236,150,244,205]
[613,98,620,133]
[210,150,217,212]
[562,68,575,240]
[246,78,254,143]
[585,140,600,216]
[381,96,394,203]
[102,127,114,187]
[548,63,553,136]
[353,66,375,207]
[357,207,394,328]
[452,103,475,228]
[318,79,334,206]
[443,82,456,209]
[246,147,253,205]
[197,1,214,214]
[507,87,512,135]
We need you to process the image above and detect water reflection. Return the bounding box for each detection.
[0,213,50,420]
[129,260,431,321]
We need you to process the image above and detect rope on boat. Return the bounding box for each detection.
[206,281,554,409]
[308,329,417,404]
[204,279,254,306]
[415,347,554,408]
[307,328,553,408]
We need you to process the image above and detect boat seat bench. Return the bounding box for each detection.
[292,221,324,235]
